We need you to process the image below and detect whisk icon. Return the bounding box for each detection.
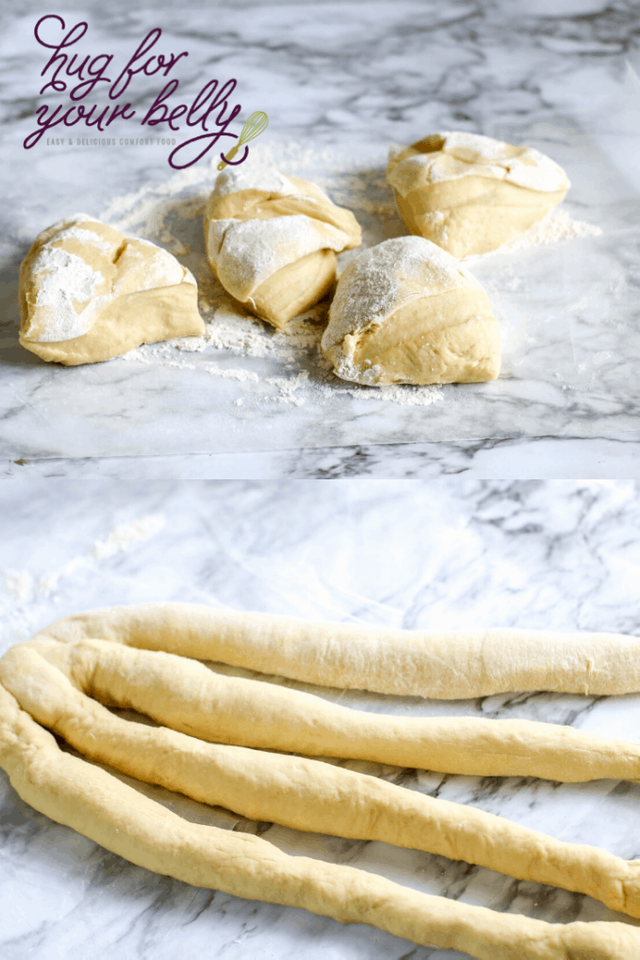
[217,111,269,171]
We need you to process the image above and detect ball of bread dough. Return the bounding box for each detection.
[387,131,570,258]
[205,163,361,330]
[19,214,204,365]
[321,236,501,386]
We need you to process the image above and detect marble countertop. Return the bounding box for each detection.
[2,478,640,959]
[1,0,640,478]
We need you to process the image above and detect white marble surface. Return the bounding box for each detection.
[4,435,640,479]
[1,1,640,477]
[2,478,640,958]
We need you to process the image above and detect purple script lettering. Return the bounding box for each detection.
[110,29,188,99]
[34,15,113,100]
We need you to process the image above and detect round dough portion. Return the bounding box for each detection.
[205,163,361,330]
[321,235,500,386]
[387,131,570,258]
[19,214,204,365]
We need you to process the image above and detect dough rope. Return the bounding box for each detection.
[13,633,640,785]
[2,641,640,920]
[1,687,638,960]
[38,602,640,699]
[3,603,640,958]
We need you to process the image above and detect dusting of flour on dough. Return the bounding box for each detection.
[212,163,297,199]
[322,236,466,354]
[208,213,349,302]
[387,132,570,196]
[30,243,106,341]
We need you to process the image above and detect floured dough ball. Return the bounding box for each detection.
[321,236,500,386]
[205,163,361,330]
[19,214,204,365]
[387,131,570,258]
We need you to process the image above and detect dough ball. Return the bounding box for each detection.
[19,214,204,365]
[321,236,501,386]
[387,131,570,258]
[205,163,361,330]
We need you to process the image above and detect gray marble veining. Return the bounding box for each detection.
[2,479,640,958]
[1,1,639,475]
[5,434,640,479]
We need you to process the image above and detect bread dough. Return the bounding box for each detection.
[321,236,500,385]
[19,214,204,365]
[205,162,361,330]
[37,602,640,700]
[15,630,640,786]
[3,622,640,956]
[2,687,639,959]
[387,131,570,258]
[2,638,640,921]
[28,605,640,789]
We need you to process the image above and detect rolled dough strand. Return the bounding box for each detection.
[37,603,640,698]
[4,645,640,920]
[25,637,640,785]
[1,683,639,960]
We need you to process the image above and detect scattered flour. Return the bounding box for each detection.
[266,371,310,406]
[92,514,166,559]
[99,140,600,411]
[4,571,33,602]
[2,515,165,605]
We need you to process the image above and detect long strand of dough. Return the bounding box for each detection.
[3,644,640,920]
[20,637,640,785]
[39,603,640,698]
[1,682,639,960]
